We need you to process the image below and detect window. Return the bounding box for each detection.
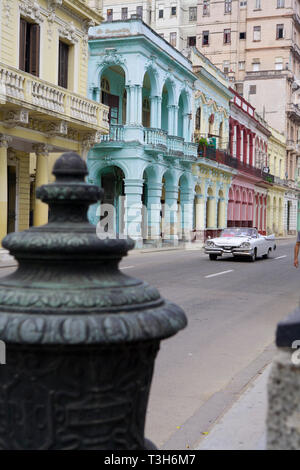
[195,107,201,130]
[277,0,284,7]
[253,26,261,41]
[136,6,143,18]
[252,59,260,71]
[224,29,231,44]
[203,0,210,16]
[189,6,197,21]
[171,6,176,16]
[19,18,40,76]
[255,0,261,8]
[121,7,128,19]
[239,32,246,40]
[107,9,113,21]
[223,61,230,74]
[276,24,284,39]
[170,32,177,47]
[202,30,209,46]
[240,1,247,7]
[58,41,69,89]
[275,57,283,70]
[188,36,196,47]
[249,85,257,94]
[238,61,245,70]
[158,9,164,18]
[225,0,232,13]
[235,83,244,95]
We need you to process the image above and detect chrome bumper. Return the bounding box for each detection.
[205,248,254,257]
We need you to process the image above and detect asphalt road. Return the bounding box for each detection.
[121,240,299,449]
[0,239,298,450]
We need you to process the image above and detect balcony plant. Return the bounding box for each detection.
[196,136,208,157]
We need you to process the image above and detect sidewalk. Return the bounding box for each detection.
[196,364,271,450]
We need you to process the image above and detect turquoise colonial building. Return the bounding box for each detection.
[189,48,235,241]
[87,18,198,246]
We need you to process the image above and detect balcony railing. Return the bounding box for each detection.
[167,135,184,155]
[0,62,109,130]
[183,142,198,160]
[144,128,167,148]
[200,147,276,182]
[100,124,125,142]
[287,103,300,122]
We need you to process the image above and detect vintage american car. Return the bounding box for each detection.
[204,227,277,261]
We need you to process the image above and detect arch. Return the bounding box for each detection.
[99,65,126,125]
[94,165,126,236]
[178,90,190,139]
[143,66,159,97]
[161,77,176,106]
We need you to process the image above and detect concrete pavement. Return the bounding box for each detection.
[196,362,271,450]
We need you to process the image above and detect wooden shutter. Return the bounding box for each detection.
[58,41,69,88]
[19,19,27,71]
[29,24,40,76]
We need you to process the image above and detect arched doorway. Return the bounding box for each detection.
[100,66,126,125]
[98,166,125,237]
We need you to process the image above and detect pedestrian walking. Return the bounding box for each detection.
[294,231,300,267]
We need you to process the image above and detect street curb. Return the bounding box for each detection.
[160,343,276,450]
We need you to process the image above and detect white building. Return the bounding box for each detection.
[101,0,197,52]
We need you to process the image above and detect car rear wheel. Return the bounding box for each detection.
[263,248,271,259]
[209,254,218,260]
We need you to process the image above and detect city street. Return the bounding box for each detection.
[122,239,298,449]
[0,239,298,450]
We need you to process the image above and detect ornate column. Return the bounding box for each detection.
[33,144,50,227]
[157,97,162,130]
[163,184,179,242]
[150,96,158,128]
[172,106,179,136]
[236,125,241,160]
[206,196,216,229]
[249,133,254,167]
[136,85,143,126]
[167,105,175,135]
[124,178,144,248]
[180,188,194,241]
[147,182,163,243]
[125,85,132,124]
[243,129,248,165]
[195,194,205,231]
[0,135,11,245]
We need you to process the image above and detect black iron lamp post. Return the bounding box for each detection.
[0,152,187,450]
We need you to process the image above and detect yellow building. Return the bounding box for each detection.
[0,0,109,255]
[266,126,286,236]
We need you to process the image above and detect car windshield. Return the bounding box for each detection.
[220,228,256,238]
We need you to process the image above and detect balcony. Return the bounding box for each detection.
[201,147,276,182]
[0,62,109,133]
[100,124,125,144]
[167,135,184,156]
[96,124,195,160]
[144,128,167,151]
[294,13,300,31]
[287,103,300,124]
[245,69,293,80]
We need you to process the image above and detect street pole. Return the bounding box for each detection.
[0,152,187,450]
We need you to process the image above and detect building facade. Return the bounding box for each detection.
[189,48,235,241]
[0,0,109,256]
[87,18,198,247]
[101,0,198,52]
[196,0,300,233]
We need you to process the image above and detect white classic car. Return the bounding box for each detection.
[204,227,277,261]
